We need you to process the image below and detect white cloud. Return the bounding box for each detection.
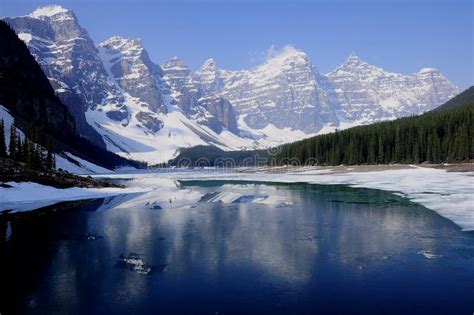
[248,44,297,65]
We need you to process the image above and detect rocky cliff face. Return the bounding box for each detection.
[0,18,75,139]
[161,57,239,134]
[193,47,339,133]
[99,36,166,114]
[4,5,119,147]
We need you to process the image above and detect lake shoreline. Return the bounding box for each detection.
[2,165,473,230]
[237,163,474,174]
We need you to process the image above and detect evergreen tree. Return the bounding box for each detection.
[0,118,6,158]
[27,140,37,170]
[22,137,29,164]
[45,137,55,170]
[17,137,24,163]
[9,121,17,160]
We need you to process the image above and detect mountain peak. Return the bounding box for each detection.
[29,5,71,19]
[101,35,141,46]
[99,36,144,55]
[327,54,381,76]
[344,54,369,66]
[162,56,188,70]
[202,58,218,68]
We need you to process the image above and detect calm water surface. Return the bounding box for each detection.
[0,179,473,314]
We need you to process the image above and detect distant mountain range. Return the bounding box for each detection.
[4,5,459,164]
[273,85,473,165]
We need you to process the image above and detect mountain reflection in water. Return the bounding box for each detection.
[0,179,473,314]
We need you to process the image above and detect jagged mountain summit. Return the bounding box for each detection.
[327,55,459,123]
[99,35,167,115]
[5,5,460,164]
[192,46,339,133]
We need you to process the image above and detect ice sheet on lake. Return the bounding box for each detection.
[161,166,474,231]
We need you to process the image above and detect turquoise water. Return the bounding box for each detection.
[1,180,473,314]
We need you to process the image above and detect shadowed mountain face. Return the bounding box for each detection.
[5,5,460,164]
[0,20,143,170]
[0,20,75,141]
[4,7,111,147]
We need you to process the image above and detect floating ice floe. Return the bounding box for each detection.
[417,250,442,259]
[116,253,153,275]
[115,253,167,275]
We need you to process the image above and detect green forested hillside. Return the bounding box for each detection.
[273,88,473,166]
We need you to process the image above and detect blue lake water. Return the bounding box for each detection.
[1,179,473,314]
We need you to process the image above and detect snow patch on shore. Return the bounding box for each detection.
[0,182,151,213]
[55,153,114,175]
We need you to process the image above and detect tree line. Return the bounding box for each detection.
[0,118,56,170]
[273,100,473,166]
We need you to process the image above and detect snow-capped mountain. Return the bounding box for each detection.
[327,55,459,123]
[99,36,166,115]
[5,5,460,164]
[5,5,118,146]
[5,5,260,163]
[161,57,239,135]
[192,47,339,133]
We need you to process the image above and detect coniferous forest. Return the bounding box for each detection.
[0,118,56,171]
[273,87,473,166]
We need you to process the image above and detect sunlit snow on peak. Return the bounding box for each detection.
[29,5,70,18]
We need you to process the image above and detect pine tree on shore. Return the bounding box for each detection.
[0,118,6,158]
[9,121,17,160]
[17,137,24,163]
[45,137,55,170]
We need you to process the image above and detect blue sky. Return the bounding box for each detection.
[2,0,473,89]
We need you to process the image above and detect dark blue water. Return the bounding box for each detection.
[1,181,473,314]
